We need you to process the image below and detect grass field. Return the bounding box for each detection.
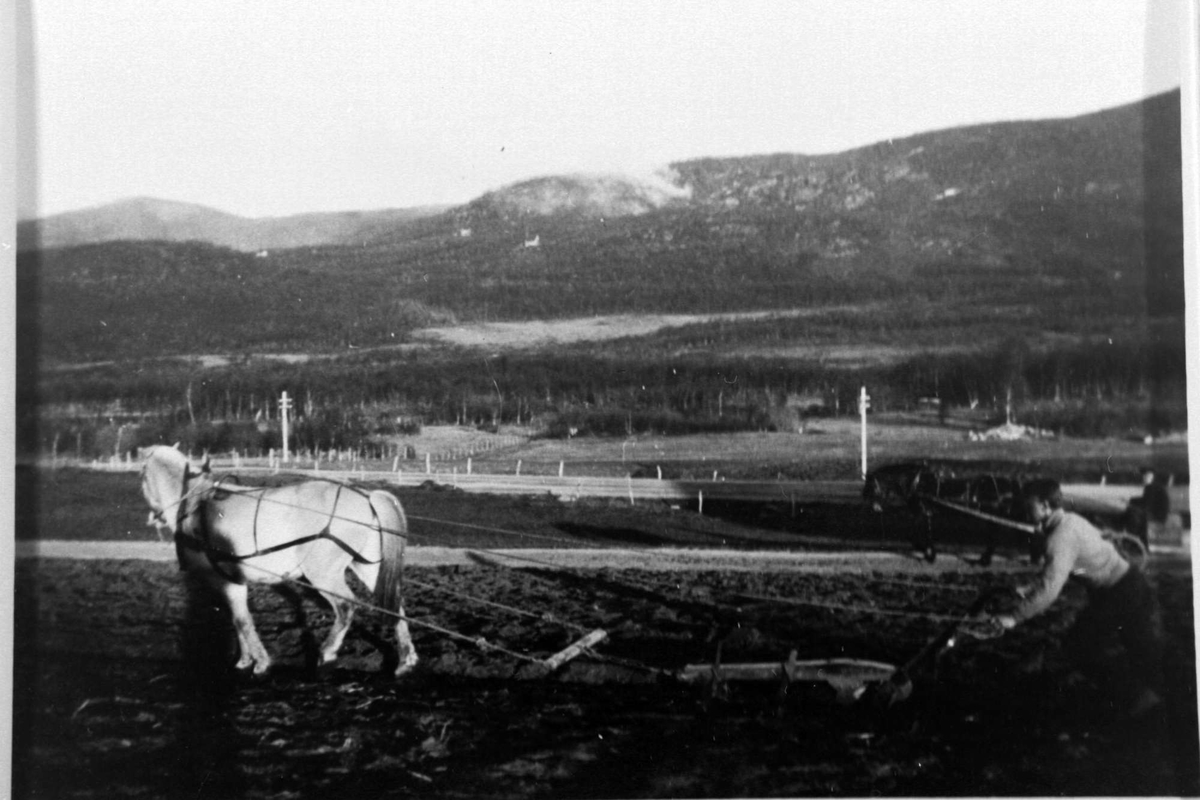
[21,415,1187,552]
[441,416,1187,483]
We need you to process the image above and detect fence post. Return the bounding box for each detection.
[426,453,432,474]
[280,391,292,463]
[516,459,522,476]
[698,490,704,515]
[859,386,871,481]
[559,461,565,478]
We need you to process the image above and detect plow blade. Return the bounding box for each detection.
[679,652,897,702]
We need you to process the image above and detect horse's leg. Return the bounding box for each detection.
[351,561,418,676]
[232,625,255,671]
[912,502,937,562]
[305,561,357,666]
[317,595,356,666]
[198,572,254,671]
[216,579,272,674]
[316,587,356,666]
[393,602,418,676]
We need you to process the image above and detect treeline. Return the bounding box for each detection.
[27,335,1187,457]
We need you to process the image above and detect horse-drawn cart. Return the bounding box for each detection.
[864,462,1148,566]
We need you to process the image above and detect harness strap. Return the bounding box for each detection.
[175,526,381,568]
[170,465,384,585]
[198,498,245,584]
[253,490,265,553]
[174,481,382,583]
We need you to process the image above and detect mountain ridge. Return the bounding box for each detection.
[17,197,451,252]
[20,89,1178,252]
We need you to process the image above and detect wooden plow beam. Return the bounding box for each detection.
[542,629,608,672]
[679,650,897,701]
[462,550,612,673]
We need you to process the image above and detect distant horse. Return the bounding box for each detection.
[863,462,939,561]
[969,473,1022,519]
[862,462,929,514]
[864,462,1027,564]
[141,445,417,677]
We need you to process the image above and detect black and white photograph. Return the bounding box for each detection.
[9,1,1199,796]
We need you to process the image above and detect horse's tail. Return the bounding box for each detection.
[369,490,407,611]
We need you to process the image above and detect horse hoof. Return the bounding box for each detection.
[394,654,419,678]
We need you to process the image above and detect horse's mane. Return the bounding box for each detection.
[145,444,187,465]
[141,445,191,485]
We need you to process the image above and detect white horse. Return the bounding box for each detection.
[140,444,418,677]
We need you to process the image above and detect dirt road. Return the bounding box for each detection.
[18,539,1037,572]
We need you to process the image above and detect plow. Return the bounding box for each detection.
[185,528,1022,717]
[866,461,1149,567]
[674,586,1011,714]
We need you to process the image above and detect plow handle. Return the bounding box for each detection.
[871,588,1007,707]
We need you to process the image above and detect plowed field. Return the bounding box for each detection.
[14,548,1199,798]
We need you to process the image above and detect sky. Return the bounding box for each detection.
[16,0,1186,219]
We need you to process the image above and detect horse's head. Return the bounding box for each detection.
[140,445,212,536]
[863,462,936,513]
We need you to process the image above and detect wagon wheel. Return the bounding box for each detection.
[909,536,938,563]
[916,500,938,563]
[1106,531,1149,571]
[906,536,938,562]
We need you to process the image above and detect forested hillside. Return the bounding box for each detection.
[19,90,1181,363]
[17,90,1186,453]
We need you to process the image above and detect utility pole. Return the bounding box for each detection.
[859,386,871,481]
[280,391,293,463]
